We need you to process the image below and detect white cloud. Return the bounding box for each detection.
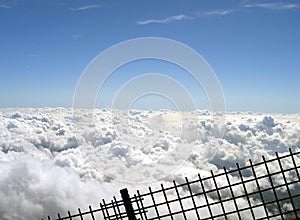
[137,10,233,25]
[0,155,110,219]
[70,4,100,11]
[243,2,299,10]
[137,14,191,25]
[202,10,233,16]
[0,108,299,218]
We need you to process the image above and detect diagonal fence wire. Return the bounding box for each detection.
[44,148,300,220]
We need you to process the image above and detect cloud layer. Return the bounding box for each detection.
[0,108,299,219]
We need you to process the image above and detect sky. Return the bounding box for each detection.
[0,0,300,113]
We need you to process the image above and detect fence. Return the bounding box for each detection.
[43,148,300,220]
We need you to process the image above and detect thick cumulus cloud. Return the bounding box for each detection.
[0,108,299,219]
[0,153,110,220]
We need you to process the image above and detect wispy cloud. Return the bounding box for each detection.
[202,10,233,16]
[72,34,83,40]
[243,2,299,10]
[70,4,100,11]
[0,53,39,58]
[25,53,39,57]
[137,14,191,25]
[0,4,11,9]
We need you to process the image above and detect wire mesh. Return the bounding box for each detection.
[44,148,300,220]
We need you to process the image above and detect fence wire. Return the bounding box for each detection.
[44,148,300,220]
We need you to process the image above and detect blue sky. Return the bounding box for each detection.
[0,0,299,113]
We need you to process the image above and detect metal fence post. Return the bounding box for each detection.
[120,188,137,220]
